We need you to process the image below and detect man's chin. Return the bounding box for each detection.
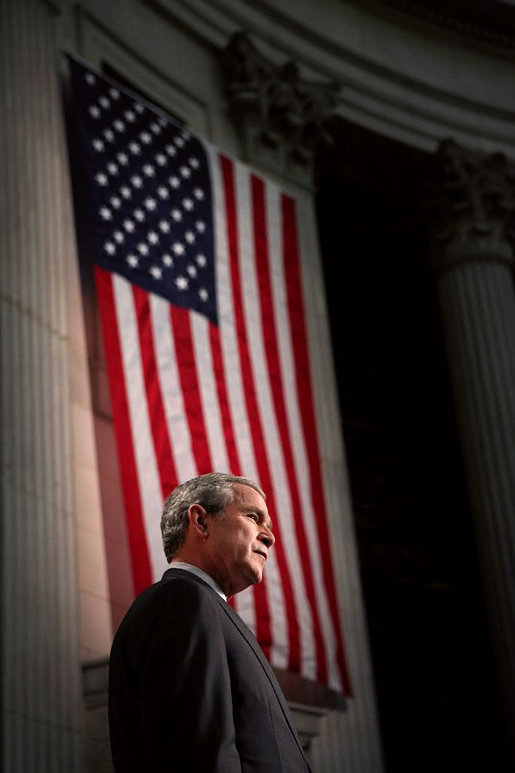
[230,569,263,597]
[246,566,264,587]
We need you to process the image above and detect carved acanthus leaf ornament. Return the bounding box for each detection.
[425,139,515,271]
[221,32,340,170]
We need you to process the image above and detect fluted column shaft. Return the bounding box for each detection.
[0,0,84,770]
[429,140,515,760]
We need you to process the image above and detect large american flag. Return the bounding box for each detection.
[69,57,350,695]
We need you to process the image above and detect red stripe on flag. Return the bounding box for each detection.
[281,194,352,694]
[132,285,179,499]
[219,154,273,658]
[251,175,329,684]
[220,154,301,670]
[209,325,241,475]
[94,267,153,593]
[170,305,213,474]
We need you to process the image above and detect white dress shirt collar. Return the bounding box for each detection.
[169,561,227,600]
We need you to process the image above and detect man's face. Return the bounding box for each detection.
[203,483,275,598]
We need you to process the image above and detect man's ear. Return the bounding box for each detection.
[188,503,208,537]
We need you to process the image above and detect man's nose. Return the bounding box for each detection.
[260,530,275,548]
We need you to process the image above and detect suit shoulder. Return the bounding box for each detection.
[111,573,226,664]
[115,573,220,635]
[155,572,220,605]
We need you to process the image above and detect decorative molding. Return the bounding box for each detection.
[74,9,211,137]
[146,0,515,156]
[83,659,112,772]
[289,703,328,753]
[41,0,66,15]
[425,139,515,272]
[220,31,340,185]
[368,0,515,53]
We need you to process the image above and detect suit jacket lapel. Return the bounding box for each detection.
[217,597,305,747]
[162,569,307,760]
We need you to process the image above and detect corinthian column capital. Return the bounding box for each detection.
[426,139,515,272]
[220,31,341,185]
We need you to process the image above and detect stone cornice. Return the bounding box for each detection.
[366,0,515,53]
[143,0,515,155]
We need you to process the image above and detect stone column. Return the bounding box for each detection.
[0,0,85,770]
[428,139,515,760]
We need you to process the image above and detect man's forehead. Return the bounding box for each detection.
[233,483,266,509]
[232,482,265,503]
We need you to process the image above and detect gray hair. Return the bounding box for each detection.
[161,472,265,562]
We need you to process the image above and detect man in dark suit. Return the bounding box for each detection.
[108,472,311,771]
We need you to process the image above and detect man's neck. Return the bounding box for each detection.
[169,560,227,600]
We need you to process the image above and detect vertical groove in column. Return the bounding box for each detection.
[1,0,84,770]
[471,271,515,669]
[489,268,515,551]
[462,267,514,594]
[437,260,515,718]
[441,269,508,617]
[471,267,515,596]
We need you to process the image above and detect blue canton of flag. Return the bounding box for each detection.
[70,57,217,324]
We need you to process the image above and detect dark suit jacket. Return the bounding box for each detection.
[108,568,311,771]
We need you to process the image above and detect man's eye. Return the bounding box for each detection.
[247,513,258,522]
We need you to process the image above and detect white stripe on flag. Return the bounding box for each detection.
[207,145,257,478]
[265,183,343,691]
[207,144,259,629]
[150,292,198,483]
[208,146,289,666]
[113,274,165,580]
[263,550,289,670]
[190,312,231,473]
[233,161,317,680]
